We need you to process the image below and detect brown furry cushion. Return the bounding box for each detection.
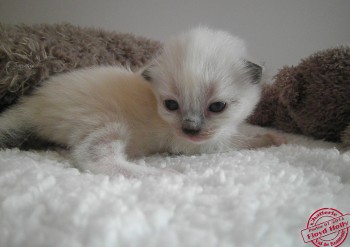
[0,23,161,112]
[248,46,350,146]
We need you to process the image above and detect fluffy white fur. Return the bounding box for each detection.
[0,126,349,247]
[0,27,283,177]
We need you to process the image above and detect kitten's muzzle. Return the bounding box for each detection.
[182,127,201,136]
[181,118,202,136]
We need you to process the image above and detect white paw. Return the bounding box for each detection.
[248,132,288,149]
[260,133,288,147]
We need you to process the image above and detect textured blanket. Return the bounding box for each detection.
[0,125,349,247]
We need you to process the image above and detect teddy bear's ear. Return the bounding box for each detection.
[243,60,263,84]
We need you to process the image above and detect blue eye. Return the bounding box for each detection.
[208,102,226,113]
[164,100,179,111]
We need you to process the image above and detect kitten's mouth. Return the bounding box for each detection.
[185,135,210,143]
[176,129,214,143]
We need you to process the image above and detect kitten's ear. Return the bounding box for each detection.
[141,64,155,82]
[141,68,152,82]
[244,60,263,84]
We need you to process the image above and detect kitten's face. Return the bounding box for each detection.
[142,27,262,143]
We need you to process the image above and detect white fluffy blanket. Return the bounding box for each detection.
[1,125,349,247]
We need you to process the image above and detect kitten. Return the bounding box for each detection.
[0,27,285,177]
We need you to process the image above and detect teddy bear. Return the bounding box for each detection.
[248,45,350,146]
[0,23,161,113]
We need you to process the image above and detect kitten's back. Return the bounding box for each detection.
[0,66,160,148]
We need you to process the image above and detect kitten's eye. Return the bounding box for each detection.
[208,102,226,113]
[164,100,179,111]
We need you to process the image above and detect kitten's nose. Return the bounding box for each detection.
[182,127,201,136]
[182,117,203,136]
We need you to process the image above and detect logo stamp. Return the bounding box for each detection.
[301,208,350,247]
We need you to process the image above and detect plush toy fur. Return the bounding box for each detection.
[1,23,349,148]
[248,46,350,146]
[0,23,161,112]
[0,23,162,149]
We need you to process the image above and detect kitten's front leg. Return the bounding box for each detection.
[71,123,175,177]
[233,132,287,149]
[246,133,287,148]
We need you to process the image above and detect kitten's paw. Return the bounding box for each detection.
[247,133,287,149]
[255,133,287,147]
[259,133,288,147]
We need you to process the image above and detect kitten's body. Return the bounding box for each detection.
[0,27,284,177]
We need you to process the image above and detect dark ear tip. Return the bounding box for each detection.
[141,69,152,82]
[244,60,263,84]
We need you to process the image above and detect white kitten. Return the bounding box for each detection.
[0,27,285,177]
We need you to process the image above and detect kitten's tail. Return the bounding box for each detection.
[0,104,32,148]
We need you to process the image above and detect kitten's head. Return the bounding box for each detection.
[142,27,262,143]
